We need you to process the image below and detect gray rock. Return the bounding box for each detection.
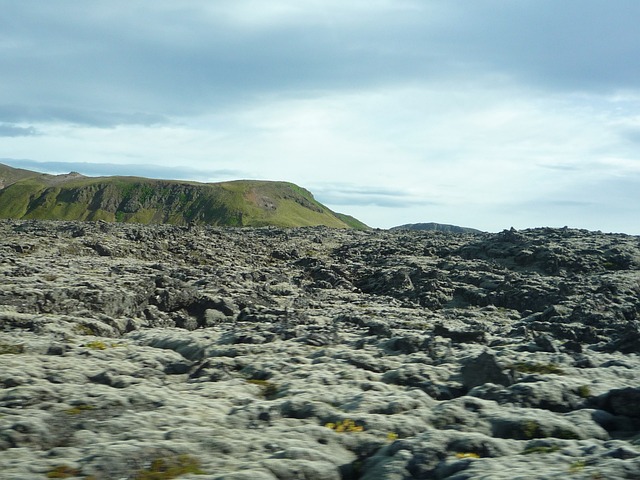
[460,351,515,390]
[0,220,639,479]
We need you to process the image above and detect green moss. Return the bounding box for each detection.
[553,427,579,440]
[521,445,560,455]
[577,385,591,398]
[46,465,81,478]
[522,420,542,439]
[569,460,586,473]
[65,404,95,415]
[247,379,279,399]
[133,454,204,479]
[84,340,108,350]
[74,324,96,336]
[0,343,25,355]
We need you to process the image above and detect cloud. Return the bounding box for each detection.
[2,1,637,126]
[311,183,440,208]
[0,105,168,128]
[0,1,639,234]
[0,124,39,137]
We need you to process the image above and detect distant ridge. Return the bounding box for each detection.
[390,222,483,234]
[0,163,368,229]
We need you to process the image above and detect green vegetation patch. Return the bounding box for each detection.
[133,454,204,479]
[0,343,25,354]
[0,179,47,218]
[569,460,586,473]
[325,418,364,433]
[577,385,591,398]
[74,324,97,336]
[522,420,543,439]
[0,165,369,228]
[521,445,560,455]
[246,379,279,399]
[334,212,370,230]
[65,404,95,415]
[84,340,108,350]
[46,465,81,478]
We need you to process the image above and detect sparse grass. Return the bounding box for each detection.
[133,454,204,479]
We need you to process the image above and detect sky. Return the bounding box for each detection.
[1,1,640,233]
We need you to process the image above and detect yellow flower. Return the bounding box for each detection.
[455,452,480,459]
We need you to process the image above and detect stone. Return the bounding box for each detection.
[0,220,639,479]
[460,351,515,390]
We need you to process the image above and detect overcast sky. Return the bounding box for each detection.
[1,1,639,233]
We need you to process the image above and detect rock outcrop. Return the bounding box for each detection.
[0,220,639,479]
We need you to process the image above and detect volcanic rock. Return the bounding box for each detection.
[0,220,639,479]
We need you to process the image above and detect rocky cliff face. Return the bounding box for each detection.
[0,220,639,479]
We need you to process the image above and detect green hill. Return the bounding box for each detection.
[0,163,368,229]
[391,222,483,234]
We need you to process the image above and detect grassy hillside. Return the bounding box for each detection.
[0,164,368,229]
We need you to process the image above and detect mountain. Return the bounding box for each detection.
[390,222,483,234]
[0,163,368,229]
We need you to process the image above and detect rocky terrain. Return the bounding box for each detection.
[0,220,639,479]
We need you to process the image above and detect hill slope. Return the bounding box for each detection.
[391,222,483,234]
[0,163,368,229]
